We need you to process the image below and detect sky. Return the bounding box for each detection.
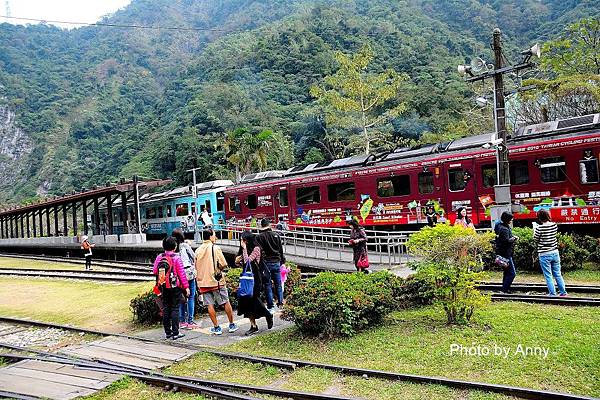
[3,0,132,28]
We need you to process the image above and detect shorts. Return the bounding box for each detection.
[202,287,229,306]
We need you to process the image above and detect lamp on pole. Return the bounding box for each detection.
[458,28,540,223]
[187,167,202,242]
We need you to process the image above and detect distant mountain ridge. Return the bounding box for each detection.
[0,0,597,204]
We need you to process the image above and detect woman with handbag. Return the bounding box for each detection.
[237,231,273,336]
[348,218,369,273]
[494,212,518,293]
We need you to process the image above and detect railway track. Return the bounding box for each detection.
[0,268,154,282]
[0,253,151,272]
[490,293,600,306]
[0,316,595,400]
[479,282,600,294]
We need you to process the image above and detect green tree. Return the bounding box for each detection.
[310,44,409,155]
[222,128,273,182]
[521,17,600,122]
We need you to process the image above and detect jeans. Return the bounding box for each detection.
[179,279,196,323]
[264,261,283,308]
[502,257,516,293]
[539,251,567,296]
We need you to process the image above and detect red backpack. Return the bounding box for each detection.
[156,254,179,290]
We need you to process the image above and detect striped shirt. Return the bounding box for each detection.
[533,222,558,254]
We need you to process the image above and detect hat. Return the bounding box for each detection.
[81,235,88,241]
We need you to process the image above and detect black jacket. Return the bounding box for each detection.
[494,222,515,258]
[257,228,286,264]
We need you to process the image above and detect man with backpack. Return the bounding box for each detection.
[153,236,190,340]
[195,228,238,335]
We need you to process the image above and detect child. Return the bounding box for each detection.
[153,236,190,340]
[80,235,95,270]
[280,263,290,297]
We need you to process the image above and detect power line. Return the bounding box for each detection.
[0,15,233,33]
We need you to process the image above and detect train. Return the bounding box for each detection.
[91,113,600,237]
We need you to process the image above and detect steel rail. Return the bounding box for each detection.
[0,267,153,277]
[0,316,595,400]
[0,253,151,270]
[0,269,153,282]
[479,283,600,294]
[491,294,600,306]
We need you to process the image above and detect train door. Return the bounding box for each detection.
[274,184,291,225]
[442,159,478,224]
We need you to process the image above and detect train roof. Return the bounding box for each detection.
[138,179,233,203]
[232,113,600,190]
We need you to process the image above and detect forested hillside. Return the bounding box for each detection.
[0,0,598,204]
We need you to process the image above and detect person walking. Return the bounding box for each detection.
[172,228,198,330]
[494,212,518,293]
[201,208,213,228]
[257,218,286,313]
[152,236,190,340]
[80,235,95,271]
[237,231,273,336]
[534,209,568,296]
[195,228,238,335]
[454,207,475,230]
[348,218,369,273]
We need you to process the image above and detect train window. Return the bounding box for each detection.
[418,172,434,194]
[191,203,196,215]
[377,175,410,197]
[540,156,566,183]
[247,195,257,210]
[509,160,529,185]
[481,164,496,188]
[580,158,599,184]
[296,186,321,205]
[216,192,225,212]
[158,207,164,218]
[327,182,356,202]
[176,203,189,217]
[146,208,157,219]
[166,205,172,218]
[205,200,212,213]
[448,169,467,192]
[278,189,289,207]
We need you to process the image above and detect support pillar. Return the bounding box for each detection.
[93,198,100,236]
[0,217,4,239]
[133,176,141,234]
[32,211,37,237]
[39,209,44,237]
[10,215,14,238]
[62,204,68,236]
[107,195,113,235]
[82,200,88,235]
[26,213,30,238]
[121,192,128,234]
[46,208,51,237]
[72,201,78,237]
[54,206,59,236]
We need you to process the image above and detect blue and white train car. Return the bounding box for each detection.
[92,180,233,238]
[139,180,233,238]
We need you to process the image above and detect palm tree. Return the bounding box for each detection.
[222,128,273,182]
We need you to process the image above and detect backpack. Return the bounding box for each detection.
[156,254,178,290]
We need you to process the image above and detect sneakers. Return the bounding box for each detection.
[228,323,239,333]
[559,293,568,297]
[187,321,200,330]
[171,333,185,340]
[268,306,277,314]
[210,326,223,335]
[165,334,173,340]
[180,322,190,330]
[245,326,259,336]
[266,313,273,329]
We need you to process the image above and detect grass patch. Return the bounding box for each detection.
[84,377,205,400]
[227,303,599,398]
[0,277,150,331]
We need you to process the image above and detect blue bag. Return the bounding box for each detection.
[237,260,254,298]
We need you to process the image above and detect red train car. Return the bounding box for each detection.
[225,114,600,228]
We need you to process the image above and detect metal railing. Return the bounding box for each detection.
[214,223,410,268]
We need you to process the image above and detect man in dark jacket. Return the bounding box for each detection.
[494,212,518,293]
[257,218,286,312]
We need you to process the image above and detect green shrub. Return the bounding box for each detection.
[407,225,491,324]
[130,290,161,325]
[282,271,403,338]
[509,228,589,272]
[398,274,435,307]
[572,234,600,263]
[283,262,302,298]
[225,267,242,309]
